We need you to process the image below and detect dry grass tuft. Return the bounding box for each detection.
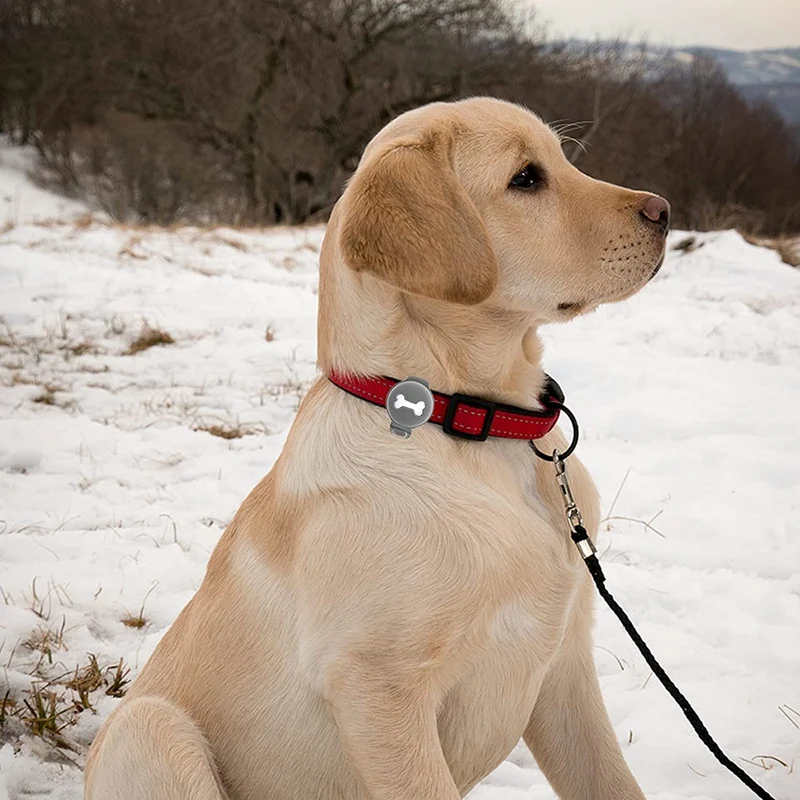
[741,233,800,268]
[72,213,96,230]
[193,421,259,439]
[671,235,703,254]
[104,658,131,697]
[68,340,96,356]
[120,584,156,629]
[185,262,222,277]
[120,612,147,628]
[23,619,67,670]
[126,323,175,354]
[0,690,17,725]
[21,684,74,740]
[7,372,37,386]
[64,656,104,711]
[211,233,248,251]
[26,577,53,620]
[118,236,147,260]
[261,373,310,410]
[776,239,800,268]
[31,218,64,230]
[264,324,277,342]
[31,383,74,410]
[739,754,790,772]
[0,652,132,754]
[32,386,58,405]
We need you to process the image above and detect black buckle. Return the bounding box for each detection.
[542,373,564,405]
[442,394,495,441]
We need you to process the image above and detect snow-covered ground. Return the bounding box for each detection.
[1,148,89,229]
[0,150,798,800]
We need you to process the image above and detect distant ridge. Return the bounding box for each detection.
[563,42,800,125]
[683,46,800,85]
[681,46,800,124]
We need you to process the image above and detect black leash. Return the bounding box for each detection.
[529,407,780,800]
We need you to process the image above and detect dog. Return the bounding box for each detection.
[85,97,669,800]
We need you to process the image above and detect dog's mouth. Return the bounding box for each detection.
[648,252,665,281]
[557,251,665,316]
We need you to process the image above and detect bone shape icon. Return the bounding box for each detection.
[394,394,426,416]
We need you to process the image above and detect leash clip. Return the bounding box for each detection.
[552,450,597,561]
[553,451,583,530]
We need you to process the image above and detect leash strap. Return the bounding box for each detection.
[538,446,780,800]
[593,567,778,800]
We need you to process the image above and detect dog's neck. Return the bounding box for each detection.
[318,264,548,408]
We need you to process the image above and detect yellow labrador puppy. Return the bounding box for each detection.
[85,97,669,800]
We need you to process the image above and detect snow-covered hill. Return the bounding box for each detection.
[565,41,800,124]
[677,46,800,124]
[686,46,800,86]
[1,152,799,800]
[1,148,89,229]
[564,40,800,86]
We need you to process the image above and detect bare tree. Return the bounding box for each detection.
[1,0,797,233]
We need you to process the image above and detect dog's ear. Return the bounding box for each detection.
[339,127,498,305]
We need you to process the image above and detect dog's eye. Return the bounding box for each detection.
[509,164,545,190]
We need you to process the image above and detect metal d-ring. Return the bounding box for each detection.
[528,401,579,462]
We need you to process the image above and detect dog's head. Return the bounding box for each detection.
[337,97,669,322]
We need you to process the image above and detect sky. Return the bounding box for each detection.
[524,0,800,51]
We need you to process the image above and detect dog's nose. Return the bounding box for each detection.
[640,195,671,233]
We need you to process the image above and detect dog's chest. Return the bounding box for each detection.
[436,589,577,792]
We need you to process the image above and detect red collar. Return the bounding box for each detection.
[328,371,563,442]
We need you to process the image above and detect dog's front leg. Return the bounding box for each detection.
[523,582,646,800]
[327,664,460,800]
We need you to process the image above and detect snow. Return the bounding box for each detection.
[673,51,695,65]
[770,53,800,71]
[1,156,799,799]
[0,147,90,228]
